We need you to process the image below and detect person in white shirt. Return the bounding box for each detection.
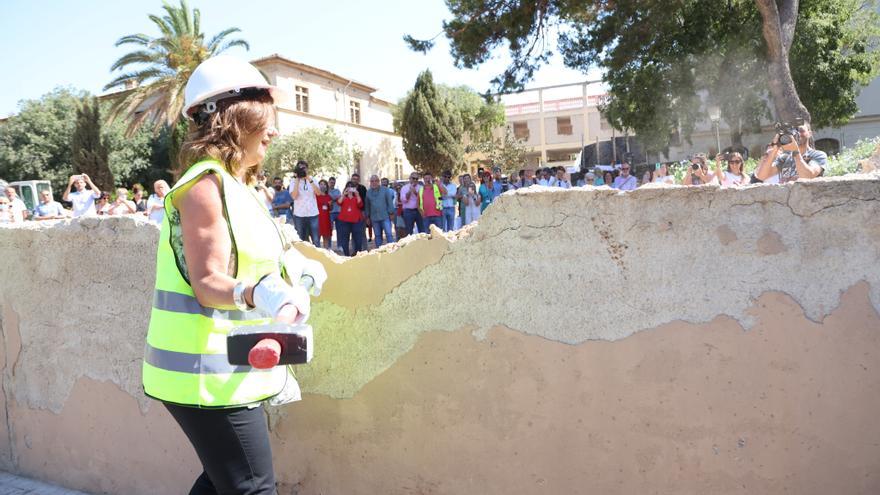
[683,154,717,186]
[553,167,571,189]
[288,160,323,245]
[4,187,28,222]
[146,180,170,223]
[439,170,458,232]
[62,173,101,217]
[611,164,637,190]
[106,187,137,215]
[652,163,676,185]
[537,168,556,187]
[714,152,750,187]
[0,197,13,223]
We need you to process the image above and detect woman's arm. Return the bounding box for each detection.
[177,174,255,309]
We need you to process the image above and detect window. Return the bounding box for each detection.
[295,86,309,113]
[513,121,530,140]
[599,117,612,131]
[350,101,361,124]
[556,116,573,135]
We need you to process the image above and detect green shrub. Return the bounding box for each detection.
[824,136,880,176]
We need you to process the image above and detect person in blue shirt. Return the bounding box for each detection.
[270,177,293,224]
[34,190,68,220]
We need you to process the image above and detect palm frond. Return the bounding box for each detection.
[103,67,170,91]
[192,8,201,42]
[148,14,175,40]
[206,27,242,52]
[114,33,152,47]
[109,49,163,72]
[214,39,250,55]
[106,0,249,134]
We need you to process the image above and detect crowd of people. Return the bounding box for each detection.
[2,122,828,252]
[258,122,827,255]
[0,174,170,224]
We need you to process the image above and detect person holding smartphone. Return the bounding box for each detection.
[62,173,101,217]
[335,181,364,256]
[289,160,323,245]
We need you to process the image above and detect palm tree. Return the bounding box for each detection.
[103,0,249,134]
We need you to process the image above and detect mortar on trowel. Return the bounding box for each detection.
[227,250,325,369]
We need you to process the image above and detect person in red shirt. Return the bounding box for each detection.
[316,179,333,249]
[335,181,364,256]
[418,172,446,231]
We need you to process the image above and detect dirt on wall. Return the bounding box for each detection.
[0,174,879,494]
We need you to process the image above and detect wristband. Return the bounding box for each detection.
[232,281,255,311]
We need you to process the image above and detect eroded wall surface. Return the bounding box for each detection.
[1,175,879,494]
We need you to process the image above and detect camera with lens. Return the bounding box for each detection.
[294,160,308,178]
[774,118,804,146]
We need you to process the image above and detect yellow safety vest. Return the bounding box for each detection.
[418,183,442,212]
[142,160,288,408]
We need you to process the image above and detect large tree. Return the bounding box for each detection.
[393,83,506,148]
[0,88,169,194]
[406,0,880,153]
[262,127,356,179]
[72,98,114,192]
[103,0,249,135]
[398,70,465,175]
[0,88,83,193]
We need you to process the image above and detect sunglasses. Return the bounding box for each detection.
[728,159,743,164]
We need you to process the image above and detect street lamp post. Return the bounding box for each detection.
[708,104,722,155]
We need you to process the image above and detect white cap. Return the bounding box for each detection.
[182,55,288,118]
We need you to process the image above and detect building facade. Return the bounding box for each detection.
[252,54,412,180]
[489,82,637,175]
[495,76,880,169]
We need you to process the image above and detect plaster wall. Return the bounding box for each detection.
[0,174,879,494]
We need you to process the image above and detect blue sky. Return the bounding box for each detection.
[0,0,592,117]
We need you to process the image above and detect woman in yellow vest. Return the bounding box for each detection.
[142,56,314,494]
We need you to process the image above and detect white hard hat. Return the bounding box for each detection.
[182,55,288,118]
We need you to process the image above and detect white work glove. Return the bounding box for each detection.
[252,272,310,324]
[281,249,328,296]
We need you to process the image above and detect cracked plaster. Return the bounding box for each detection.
[0,174,878,409]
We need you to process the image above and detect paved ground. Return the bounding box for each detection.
[0,473,90,495]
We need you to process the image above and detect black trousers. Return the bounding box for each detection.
[164,402,276,495]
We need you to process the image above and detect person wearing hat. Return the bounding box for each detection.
[141,55,325,494]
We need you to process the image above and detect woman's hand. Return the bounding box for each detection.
[275,304,299,324]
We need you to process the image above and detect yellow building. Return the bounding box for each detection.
[252,54,412,180]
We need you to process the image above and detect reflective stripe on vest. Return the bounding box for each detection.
[142,160,288,407]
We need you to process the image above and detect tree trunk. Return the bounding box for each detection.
[755,0,811,123]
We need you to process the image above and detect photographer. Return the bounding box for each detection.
[755,121,825,183]
[62,173,101,217]
[335,181,364,256]
[105,187,137,215]
[288,160,324,245]
[683,154,716,186]
[254,171,274,212]
[400,173,423,236]
[461,175,482,225]
[714,152,750,187]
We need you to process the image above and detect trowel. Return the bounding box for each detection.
[227,249,326,369]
